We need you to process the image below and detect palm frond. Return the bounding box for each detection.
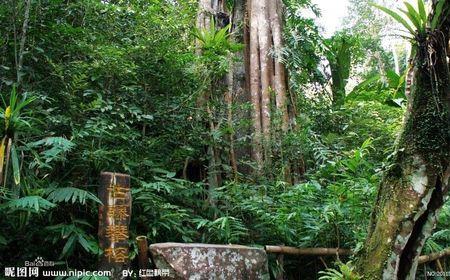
[1,196,56,212]
[46,187,102,205]
[27,137,75,164]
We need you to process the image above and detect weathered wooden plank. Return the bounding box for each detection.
[98,172,131,278]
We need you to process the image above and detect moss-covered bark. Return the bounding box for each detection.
[356,15,450,280]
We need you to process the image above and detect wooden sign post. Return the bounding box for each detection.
[98,172,131,278]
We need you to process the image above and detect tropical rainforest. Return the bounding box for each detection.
[0,0,449,279]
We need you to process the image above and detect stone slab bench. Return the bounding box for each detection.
[149,243,269,280]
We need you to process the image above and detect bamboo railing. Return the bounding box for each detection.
[265,245,352,256]
[265,245,450,264]
[418,248,450,264]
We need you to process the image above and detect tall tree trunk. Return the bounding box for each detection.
[247,0,290,174]
[256,0,273,153]
[356,4,450,278]
[268,0,289,131]
[248,0,264,172]
[197,0,295,179]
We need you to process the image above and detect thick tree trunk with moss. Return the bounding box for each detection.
[356,6,450,279]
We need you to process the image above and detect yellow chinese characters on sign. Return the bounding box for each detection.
[105,225,129,243]
[99,173,131,268]
[104,247,128,264]
[107,184,128,201]
[107,205,129,221]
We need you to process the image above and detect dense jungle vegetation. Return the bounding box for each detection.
[0,0,449,279]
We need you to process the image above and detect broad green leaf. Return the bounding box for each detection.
[61,234,76,259]
[9,85,17,112]
[77,234,92,253]
[13,95,36,115]
[350,74,381,94]
[386,70,401,88]
[371,3,416,34]
[431,0,446,30]
[417,0,427,24]
[405,2,427,32]
[403,3,424,32]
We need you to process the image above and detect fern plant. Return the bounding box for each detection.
[45,187,101,205]
[193,19,241,56]
[319,262,362,280]
[193,18,243,78]
[0,195,56,213]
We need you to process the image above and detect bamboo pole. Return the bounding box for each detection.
[265,245,352,256]
[136,236,150,280]
[418,248,450,264]
[265,245,450,265]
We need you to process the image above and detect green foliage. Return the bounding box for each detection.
[0,0,447,278]
[349,69,407,108]
[1,196,56,213]
[0,85,36,186]
[424,201,450,254]
[431,0,447,30]
[370,3,417,35]
[283,1,325,88]
[371,0,447,37]
[46,187,101,205]
[0,85,36,135]
[319,262,361,280]
[0,0,199,267]
[342,0,396,79]
[324,32,361,106]
[26,137,75,171]
[193,21,241,56]
[46,220,100,259]
[195,216,249,244]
